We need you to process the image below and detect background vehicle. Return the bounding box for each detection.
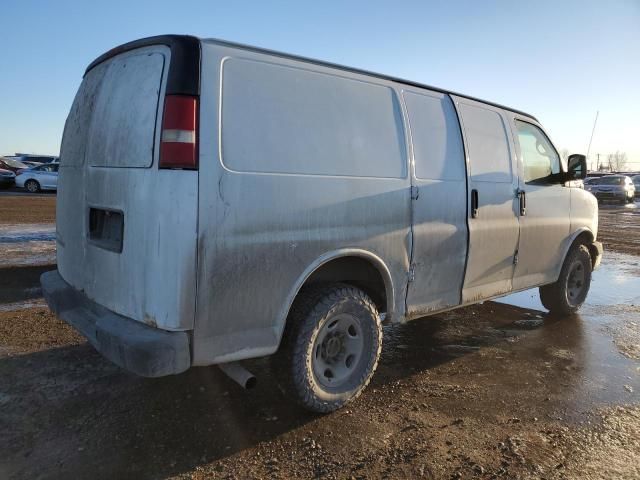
[0,168,16,189]
[0,156,29,173]
[42,35,601,413]
[585,175,635,204]
[20,160,44,168]
[15,154,59,164]
[632,175,640,198]
[15,163,59,192]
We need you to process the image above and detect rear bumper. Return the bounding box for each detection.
[41,270,191,377]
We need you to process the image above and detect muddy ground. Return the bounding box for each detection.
[1,195,639,479]
[597,202,640,256]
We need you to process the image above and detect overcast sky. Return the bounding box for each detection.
[1,0,638,168]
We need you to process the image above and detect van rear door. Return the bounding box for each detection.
[56,38,200,331]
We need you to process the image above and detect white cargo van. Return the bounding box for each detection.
[42,35,602,412]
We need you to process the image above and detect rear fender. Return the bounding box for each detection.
[274,248,397,346]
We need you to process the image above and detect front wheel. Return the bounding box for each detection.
[539,244,592,315]
[275,284,382,413]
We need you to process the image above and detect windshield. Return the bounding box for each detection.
[1,157,28,168]
[594,176,624,185]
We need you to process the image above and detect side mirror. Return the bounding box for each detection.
[566,154,587,180]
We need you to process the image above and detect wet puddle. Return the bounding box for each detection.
[500,251,640,309]
[497,253,640,410]
[0,223,56,267]
[382,252,640,412]
[0,298,46,312]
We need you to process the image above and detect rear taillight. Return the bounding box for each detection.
[159,95,198,169]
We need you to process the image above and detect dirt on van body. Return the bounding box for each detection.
[1,195,639,479]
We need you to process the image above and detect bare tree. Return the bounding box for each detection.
[559,148,570,162]
[607,151,628,172]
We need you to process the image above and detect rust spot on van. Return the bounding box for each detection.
[143,313,157,328]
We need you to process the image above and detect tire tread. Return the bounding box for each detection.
[276,283,382,413]
[540,244,591,315]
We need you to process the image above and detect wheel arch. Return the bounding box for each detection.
[275,249,396,347]
[557,228,598,275]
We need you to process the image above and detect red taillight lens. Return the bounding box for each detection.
[159,95,198,169]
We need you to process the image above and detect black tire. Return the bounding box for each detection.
[539,244,592,315]
[275,284,382,413]
[25,180,40,193]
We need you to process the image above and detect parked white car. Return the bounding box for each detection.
[16,163,59,192]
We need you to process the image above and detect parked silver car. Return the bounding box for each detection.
[632,175,640,198]
[584,175,635,204]
[42,35,602,413]
[15,163,59,192]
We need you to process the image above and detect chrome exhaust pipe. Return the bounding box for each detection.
[218,362,257,389]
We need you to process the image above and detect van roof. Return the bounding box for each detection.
[86,34,539,122]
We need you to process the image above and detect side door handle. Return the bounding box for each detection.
[516,189,526,216]
[471,189,479,218]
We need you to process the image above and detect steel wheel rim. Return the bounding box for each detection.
[312,313,364,389]
[567,261,586,303]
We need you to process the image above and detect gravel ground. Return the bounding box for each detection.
[0,194,639,479]
[0,194,56,224]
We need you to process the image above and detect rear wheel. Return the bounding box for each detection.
[275,284,382,413]
[539,244,592,315]
[25,180,40,193]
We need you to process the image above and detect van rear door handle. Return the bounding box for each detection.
[471,189,479,218]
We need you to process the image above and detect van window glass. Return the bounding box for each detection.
[514,120,560,183]
[221,58,406,178]
[459,104,512,183]
[403,92,464,181]
[87,52,165,168]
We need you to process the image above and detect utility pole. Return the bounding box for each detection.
[586,111,599,170]
[596,153,600,171]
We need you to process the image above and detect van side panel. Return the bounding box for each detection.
[193,43,411,364]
